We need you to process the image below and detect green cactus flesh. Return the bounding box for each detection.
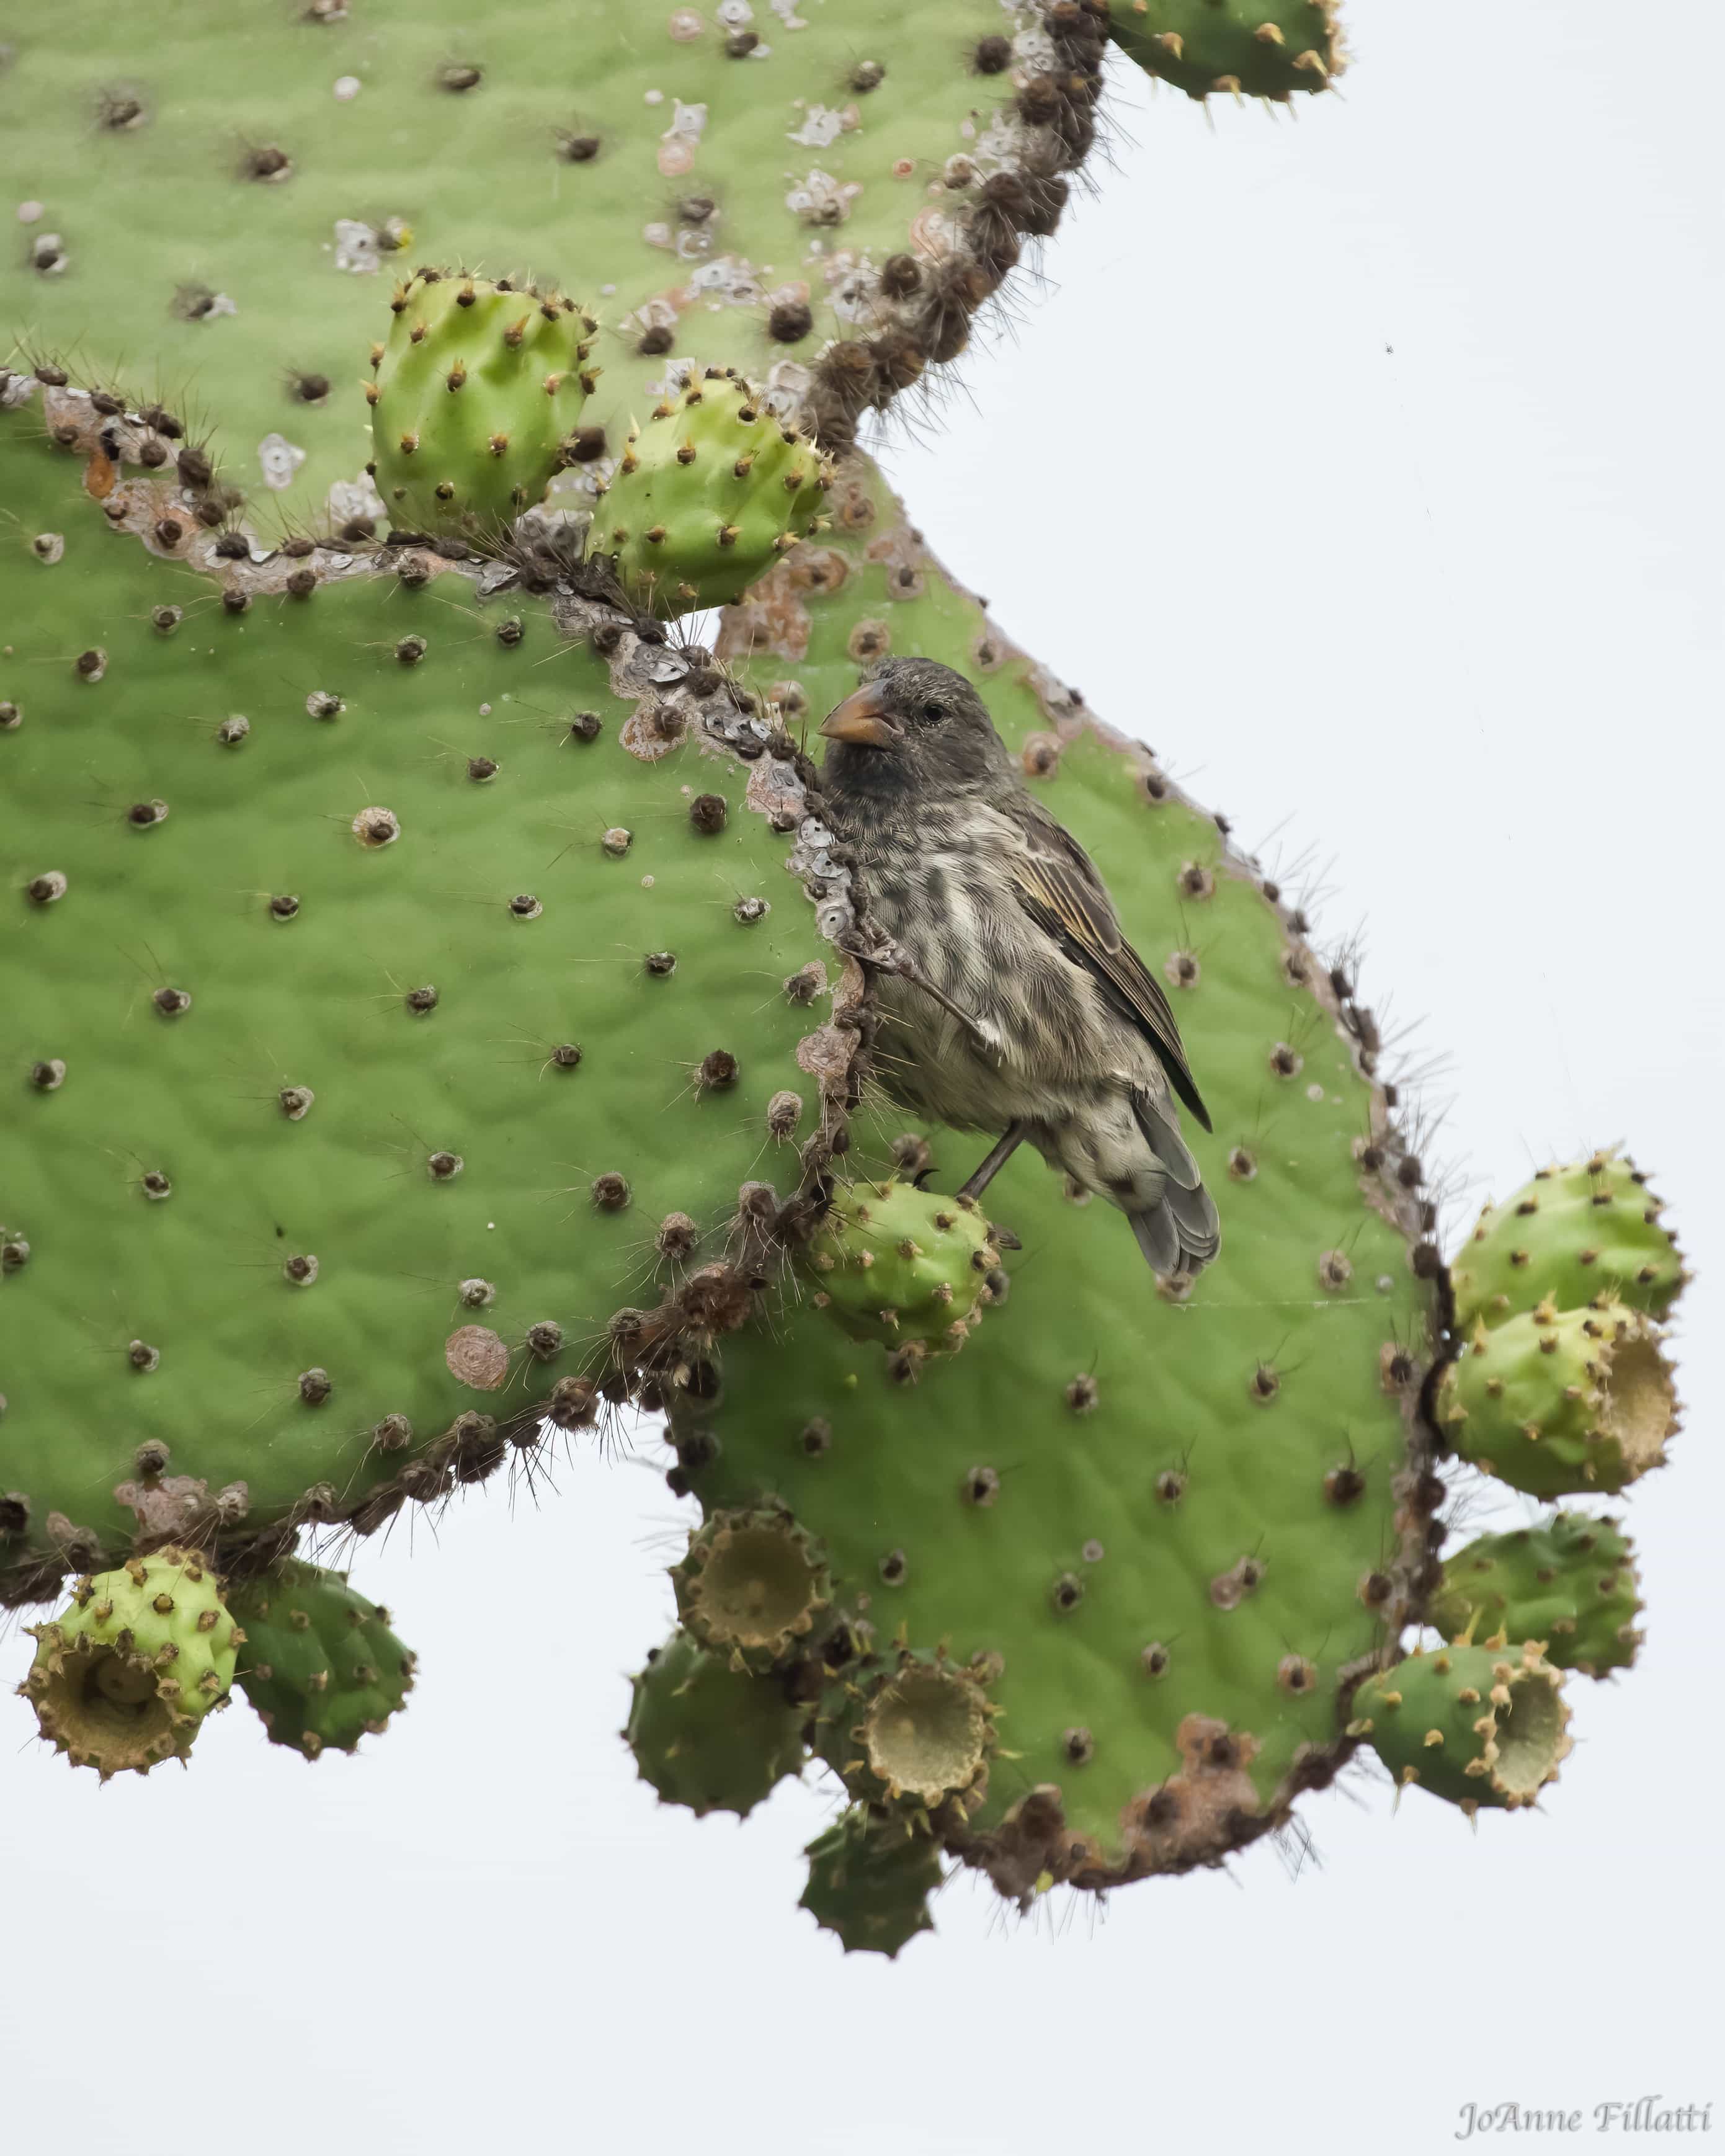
[805,1176,999,1348]
[800,1807,943,1958]
[598,369,830,615]
[1429,1515,1643,1678]
[0,398,860,1604]
[1450,1152,1685,1334]
[229,1557,416,1757]
[1105,1,1344,100]
[1438,1302,1677,1500]
[1349,1640,1571,1814]
[369,270,597,535]
[20,1546,239,1777]
[0,0,1108,518]
[665,456,1443,1889]
[625,1628,808,1820]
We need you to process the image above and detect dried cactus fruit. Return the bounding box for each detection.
[823,1654,998,1815]
[369,269,596,533]
[805,1178,999,1347]
[1451,1152,1685,1332]
[1438,1301,1678,1498]
[1429,1515,1643,1678]
[19,1547,238,1777]
[1348,1641,1571,1815]
[671,1508,831,1674]
[800,1806,943,1958]
[625,1629,808,1819]
[596,370,831,613]
[228,1558,416,1757]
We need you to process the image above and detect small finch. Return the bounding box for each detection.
[818,656,1221,1278]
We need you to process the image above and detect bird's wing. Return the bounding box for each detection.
[1009,801,1213,1131]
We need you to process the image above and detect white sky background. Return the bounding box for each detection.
[4,6,1722,2150]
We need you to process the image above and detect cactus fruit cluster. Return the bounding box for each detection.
[4,0,1690,1955]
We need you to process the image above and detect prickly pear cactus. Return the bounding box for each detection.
[2,0,1692,1958]
[1348,1641,1571,1815]
[0,0,1115,517]
[625,1628,808,1819]
[1451,1153,1686,1330]
[599,368,831,613]
[228,1558,416,1758]
[0,394,863,1608]
[800,1807,943,1957]
[19,1546,239,1778]
[1429,1515,1643,1678]
[1438,1300,1677,1499]
[805,1177,999,1348]
[368,269,598,534]
[1104,1,1344,100]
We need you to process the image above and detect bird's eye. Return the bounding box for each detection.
[920,700,945,723]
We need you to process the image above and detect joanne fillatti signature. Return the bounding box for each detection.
[1458,2100,1714,2139]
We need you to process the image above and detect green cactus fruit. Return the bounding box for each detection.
[1450,1152,1685,1332]
[1349,1640,1571,1815]
[0,1,1114,516]
[667,454,1443,1897]
[1439,1301,1678,1499]
[228,1559,415,1758]
[800,1807,944,1959]
[0,392,866,1609]
[368,269,597,535]
[625,1629,808,1819]
[1429,1515,1643,1678]
[805,1178,999,1350]
[595,370,830,615]
[19,1546,238,1777]
[671,1508,831,1675]
[1105,1,1344,100]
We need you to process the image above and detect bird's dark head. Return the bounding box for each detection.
[818,657,1012,804]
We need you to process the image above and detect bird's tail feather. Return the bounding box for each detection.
[1134,1092,1203,1191]
[1130,1091,1221,1277]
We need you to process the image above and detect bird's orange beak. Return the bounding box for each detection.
[819,683,902,750]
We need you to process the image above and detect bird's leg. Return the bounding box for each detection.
[956,1122,1027,1204]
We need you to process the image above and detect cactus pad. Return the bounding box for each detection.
[1451,1152,1685,1332]
[368,269,597,535]
[20,1546,238,1777]
[229,1557,416,1757]
[1350,1641,1571,1814]
[0,392,862,1606]
[1429,1515,1643,1678]
[800,1807,943,1958]
[625,1628,808,1819]
[805,1177,999,1348]
[597,368,831,614]
[1105,1,1344,100]
[1439,1302,1677,1499]
[0,0,1110,514]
